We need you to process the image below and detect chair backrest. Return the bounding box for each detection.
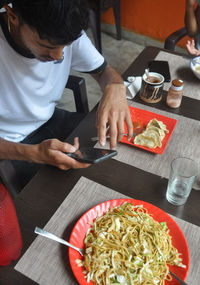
[88,0,121,53]
[164,27,187,51]
[66,75,89,114]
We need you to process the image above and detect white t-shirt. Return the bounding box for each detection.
[0,15,105,142]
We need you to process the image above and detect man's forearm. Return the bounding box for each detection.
[185,4,199,36]
[0,138,35,161]
[91,64,123,92]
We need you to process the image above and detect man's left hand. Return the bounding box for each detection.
[96,83,133,149]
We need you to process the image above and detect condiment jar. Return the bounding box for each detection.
[0,183,23,266]
[166,79,184,108]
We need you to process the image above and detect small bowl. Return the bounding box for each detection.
[190,56,200,79]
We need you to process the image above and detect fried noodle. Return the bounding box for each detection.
[76,202,186,284]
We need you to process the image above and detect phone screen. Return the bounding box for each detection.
[148,60,171,82]
[66,147,117,164]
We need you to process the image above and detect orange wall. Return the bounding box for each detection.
[102,0,189,48]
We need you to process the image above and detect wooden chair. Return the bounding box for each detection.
[0,75,89,199]
[88,0,121,54]
[164,27,188,51]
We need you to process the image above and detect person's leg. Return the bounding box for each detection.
[12,109,86,192]
[23,108,85,144]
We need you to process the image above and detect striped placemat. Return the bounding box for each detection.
[155,51,200,100]
[15,177,200,284]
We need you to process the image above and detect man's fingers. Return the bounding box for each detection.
[58,157,90,170]
[125,112,134,140]
[109,121,118,149]
[117,119,125,142]
[73,137,79,150]
[98,118,108,146]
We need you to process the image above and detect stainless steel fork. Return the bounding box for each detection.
[169,270,188,285]
[91,130,143,142]
[34,227,84,256]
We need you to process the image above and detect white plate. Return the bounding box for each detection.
[190,56,200,79]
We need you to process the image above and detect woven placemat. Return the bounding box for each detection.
[15,177,200,284]
[96,100,200,190]
[155,51,200,100]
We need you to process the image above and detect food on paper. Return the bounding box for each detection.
[134,118,168,149]
[76,202,185,285]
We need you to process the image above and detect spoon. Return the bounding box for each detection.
[34,227,84,256]
[145,68,150,80]
[34,227,188,285]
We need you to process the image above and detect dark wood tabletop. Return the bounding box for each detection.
[1,46,200,285]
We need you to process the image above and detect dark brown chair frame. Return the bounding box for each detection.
[164,27,188,51]
[88,0,121,54]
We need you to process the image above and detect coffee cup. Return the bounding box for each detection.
[140,72,164,103]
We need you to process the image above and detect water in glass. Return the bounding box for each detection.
[166,178,190,205]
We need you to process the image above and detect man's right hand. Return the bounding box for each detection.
[30,137,90,170]
[0,137,90,170]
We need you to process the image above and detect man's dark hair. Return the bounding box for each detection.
[1,0,89,45]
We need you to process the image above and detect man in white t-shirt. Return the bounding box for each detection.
[0,0,133,192]
[185,0,200,55]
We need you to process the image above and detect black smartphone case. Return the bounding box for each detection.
[66,148,117,164]
[148,60,171,82]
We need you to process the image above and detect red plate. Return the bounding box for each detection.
[121,106,177,154]
[69,199,189,285]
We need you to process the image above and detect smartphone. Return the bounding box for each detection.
[148,60,171,82]
[66,147,117,164]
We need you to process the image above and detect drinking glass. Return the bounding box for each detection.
[166,157,199,206]
[193,161,200,190]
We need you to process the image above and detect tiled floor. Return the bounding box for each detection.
[57,30,145,112]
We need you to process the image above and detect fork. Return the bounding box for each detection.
[34,227,84,256]
[91,130,143,142]
[169,270,188,285]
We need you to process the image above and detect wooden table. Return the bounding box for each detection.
[1,46,200,284]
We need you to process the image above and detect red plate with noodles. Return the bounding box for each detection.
[69,199,189,284]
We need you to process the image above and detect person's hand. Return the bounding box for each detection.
[96,83,133,149]
[186,0,196,7]
[29,137,90,170]
[186,39,200,56]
